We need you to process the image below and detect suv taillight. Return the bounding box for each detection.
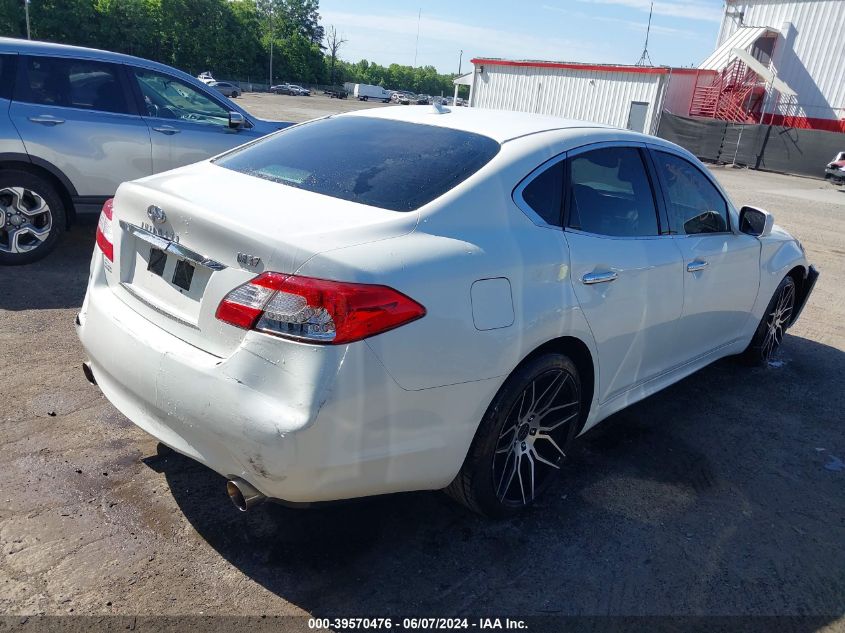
[95,198,114,262]
[216,273,426,345]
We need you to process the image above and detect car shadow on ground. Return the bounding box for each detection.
[0,217,97,311]
[148,334,844,618]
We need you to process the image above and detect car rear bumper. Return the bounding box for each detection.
[76,251,496,503]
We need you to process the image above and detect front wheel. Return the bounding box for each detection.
[231,91,238,98]
[0,171,66,265]
[741,274,797,364]
[446,353,582,517]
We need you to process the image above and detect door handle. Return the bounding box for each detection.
[687,260,709,273]
[152,126,180,135]
[28,115,65,126]
[581,271,618,285]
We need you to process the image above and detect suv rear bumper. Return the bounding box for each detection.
[76,251,496,503]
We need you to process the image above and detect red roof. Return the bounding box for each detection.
[470,58,703,76]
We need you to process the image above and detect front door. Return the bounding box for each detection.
[129,67,260,173]
[9,55,151,196]
[649,149,760,359]
[563,145,684,403]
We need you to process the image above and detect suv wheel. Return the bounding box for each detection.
[446,353,582,517]
[0,171,66,265]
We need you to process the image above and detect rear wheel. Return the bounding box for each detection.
[742,274,797,365]
[446,353,582,517]
[0,170,66,265]
[231,91,238,98]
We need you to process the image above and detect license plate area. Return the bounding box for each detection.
[124,241,212,325]
[147,247,195,291]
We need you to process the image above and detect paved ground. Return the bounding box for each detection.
[1,106,843,622]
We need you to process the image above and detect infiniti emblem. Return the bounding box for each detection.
[146,205,167,224]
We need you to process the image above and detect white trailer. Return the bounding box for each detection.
[354,84,391,102]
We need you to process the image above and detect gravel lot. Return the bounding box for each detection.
[1,98,843,622]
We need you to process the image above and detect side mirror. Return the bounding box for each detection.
[228,111,245,129]
[739,205,774,237]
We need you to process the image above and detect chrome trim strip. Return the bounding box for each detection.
[120,221,227,271]
[118,282,200,330]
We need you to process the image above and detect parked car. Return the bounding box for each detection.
[270,83,293,95]
[77,107,817,517]
[0,38,290,264]
[824,151,845,183]
[208,81,239,98]
[353,83,391,102]
[324,87,348,99]
[287,84,310,96]
[391,92,410,105]
[196,71,215,84]
[415,94,431,105]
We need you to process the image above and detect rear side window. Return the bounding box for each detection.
[567,147,659,237]
[21,56,129,114]
[0,54,16,100]
[215,117,500,211]
[652,151,729,234]
[521,162,564,226]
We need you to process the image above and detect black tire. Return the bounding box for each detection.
[446,353,582,517]
[231,91,238,98]
[362,96,368,101]
[0,170,66,265]
[741,274,797,365]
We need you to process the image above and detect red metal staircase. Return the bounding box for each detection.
[689,59,762,123]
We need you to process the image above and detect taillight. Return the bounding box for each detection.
[95,198,114,262]
[216,273,426,345]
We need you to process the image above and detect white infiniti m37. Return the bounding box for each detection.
[77,106,817,517]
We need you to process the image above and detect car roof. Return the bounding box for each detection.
[340,106,622,143]
[0,37,199,83]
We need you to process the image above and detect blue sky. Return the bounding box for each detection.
[319,0,725,74]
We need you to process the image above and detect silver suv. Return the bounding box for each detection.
[0,38,288,265]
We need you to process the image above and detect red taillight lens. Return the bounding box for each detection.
[95,198,114,262]
[216,273,426,345]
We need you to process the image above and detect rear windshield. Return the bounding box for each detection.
[214,116,500,211]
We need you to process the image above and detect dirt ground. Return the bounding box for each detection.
[237,91,396,123]
[0,100,843,623]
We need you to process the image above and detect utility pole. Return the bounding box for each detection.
[269,39,273,87]
[413,9,421,67]
[635,1,654,66]
[24,0,31,40]
[458,49,463,75]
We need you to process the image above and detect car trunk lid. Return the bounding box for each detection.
[106,161,417,357]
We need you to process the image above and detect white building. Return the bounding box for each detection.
[467,59,699,135]
[700,0,845,132]
[468,0,845,134]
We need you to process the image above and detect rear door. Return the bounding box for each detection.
[649,148,759,358]
[561,143,685,403]
[9,54,151,196]
[127,66,262,172]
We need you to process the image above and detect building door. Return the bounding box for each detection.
[626,101,649,133]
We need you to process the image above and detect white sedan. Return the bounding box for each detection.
[77,107,817,517]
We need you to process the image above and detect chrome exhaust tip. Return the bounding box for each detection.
[82,362,97,386]
[226,478,266,512]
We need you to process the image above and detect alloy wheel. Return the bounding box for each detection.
[762,279,795,361]
[492,368,580,506]
[0,186,53,254]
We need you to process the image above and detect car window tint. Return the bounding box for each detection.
[653,151,729,234]
[521,162,563,226]
[133,68,228,126]
[567,147,659,237]
[215,117,501,212]
[22,57,129,114]
[0,54,16,100]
